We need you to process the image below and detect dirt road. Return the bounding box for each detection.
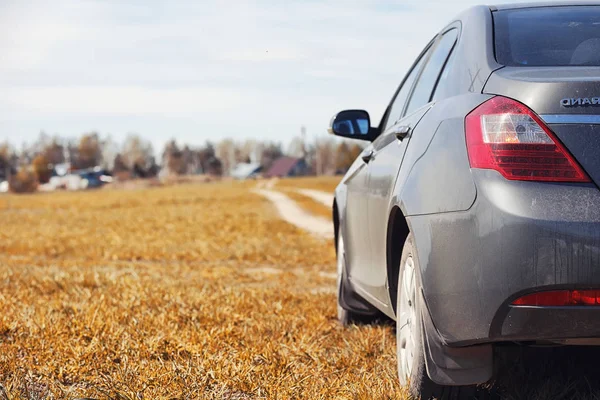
[253,187,333,240]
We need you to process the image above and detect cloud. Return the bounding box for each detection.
[0,86,244,115]
[0,0,535,147]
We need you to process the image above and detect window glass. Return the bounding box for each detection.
[494,6,600,66]
[432,41,457,101]
[404,29,458,116]
[382,46,430,131]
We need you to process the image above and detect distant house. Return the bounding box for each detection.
[230,162,262,180]
[264,157,308,178]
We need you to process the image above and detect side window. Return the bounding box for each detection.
[382,45,432,131]
[404,29,458,116]
[432,42,457,101]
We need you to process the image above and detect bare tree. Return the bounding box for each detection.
[65,140,79,169]
[101,135,119,171]
[198,142,222,175]
[162,139,186,175]
[216,139,236,176]
[43,138,65,166]
[19,142,33,167]
[313,138,336,175]
[239,139,258,164]
[32,154,52,183]
[0,143,16,181]
[198,142,215,172]
[122,134,157,178]
[113,153,129,174]
[259,142,283,172]
[76,132,103,169]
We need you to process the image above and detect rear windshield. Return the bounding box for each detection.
[494,6,600,67]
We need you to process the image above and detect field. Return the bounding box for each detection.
[0,177,405,399]
[4,177,600,400]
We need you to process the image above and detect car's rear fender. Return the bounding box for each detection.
[410,170,600,344]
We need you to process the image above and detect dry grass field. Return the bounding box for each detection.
[4,176,600,400]
[0,177,406,399]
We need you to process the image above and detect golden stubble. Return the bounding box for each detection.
[0,178,404,400]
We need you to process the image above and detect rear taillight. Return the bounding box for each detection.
[465,96,590,182]
[512,290,600,306]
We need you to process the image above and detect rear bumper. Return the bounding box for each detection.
[409,169,600,345]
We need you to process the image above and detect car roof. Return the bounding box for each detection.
[491,1,600,11]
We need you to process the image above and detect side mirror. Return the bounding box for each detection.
[328,110,376,141]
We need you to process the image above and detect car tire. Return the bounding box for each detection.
[396,234,434,397]
[336,234,379,326]
[397,234,494,400]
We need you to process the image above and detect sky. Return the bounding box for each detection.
[0,0,526,152]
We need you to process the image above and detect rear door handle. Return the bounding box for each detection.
[393,125,411,141]
[361,149,374,163]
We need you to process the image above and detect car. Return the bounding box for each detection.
[329,3,600,399]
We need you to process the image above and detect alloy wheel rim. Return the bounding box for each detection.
[398,255,417,384]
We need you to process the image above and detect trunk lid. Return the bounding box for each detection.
[484,67,600,187]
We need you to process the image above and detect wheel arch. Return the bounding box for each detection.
[386,205,410,316]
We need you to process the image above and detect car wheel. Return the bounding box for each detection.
[336,234,376,326]
[397,235,493,400]
[397,234,450,399]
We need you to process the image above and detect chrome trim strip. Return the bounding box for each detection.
[540,114,600,125]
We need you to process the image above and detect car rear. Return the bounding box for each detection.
[422,4,600,346]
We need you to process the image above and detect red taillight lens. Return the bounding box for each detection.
[512,290,600,306]
[465,96,590,182]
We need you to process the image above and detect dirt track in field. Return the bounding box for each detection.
[252,188,333,240]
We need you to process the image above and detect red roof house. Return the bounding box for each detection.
[264,157,308,178]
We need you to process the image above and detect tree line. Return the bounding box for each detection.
[0,131,364,191]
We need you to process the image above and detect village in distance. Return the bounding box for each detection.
[0,130,364,193]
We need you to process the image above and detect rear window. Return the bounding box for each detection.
[494,6,600,67]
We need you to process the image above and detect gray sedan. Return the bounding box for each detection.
[330,3,600,399]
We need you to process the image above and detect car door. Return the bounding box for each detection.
[347,40,433,294]
[359,28,460,305]
[343,144,374,280]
